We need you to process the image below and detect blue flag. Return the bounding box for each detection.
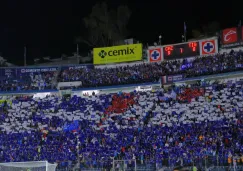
[184,22,187,34]
[63,120,79,132]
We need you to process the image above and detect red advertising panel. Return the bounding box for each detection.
[222,27,237,44]
[220,27,243,48]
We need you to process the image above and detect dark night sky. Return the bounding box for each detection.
[0,0,241,65]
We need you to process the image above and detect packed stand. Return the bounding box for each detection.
[59,50,243,89]
[0,78,243,170]
[0,50,242,92]
[0,71,58,92]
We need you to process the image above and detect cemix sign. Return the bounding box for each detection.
[93,44,142,64]
[98,47,135,58]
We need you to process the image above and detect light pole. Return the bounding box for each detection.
[76,43,79,64]
[24,45,27,66]
[159,35,162,45]
[182,35,185,42]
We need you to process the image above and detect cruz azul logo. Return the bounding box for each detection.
[201,40,216,55]
[149,48,162,62]
[222,28,237,44]
[98,47,135,58]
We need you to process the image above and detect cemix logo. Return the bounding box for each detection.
[98,47,135,58]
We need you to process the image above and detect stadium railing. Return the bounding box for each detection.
[53,155,243,171]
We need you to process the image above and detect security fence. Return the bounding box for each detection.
[53,155,243,171]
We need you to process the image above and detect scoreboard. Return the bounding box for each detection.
[148,37,218,62]
[163,41,200,59]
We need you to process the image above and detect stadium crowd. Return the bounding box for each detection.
[0,71,57,92]
[0,78,243,170]
[0,50,241,92]
[0,50,243,170]
[59,50,243,89]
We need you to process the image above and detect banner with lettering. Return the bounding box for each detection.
[17,67,59,74]
[0,65,94,80]
[162,75,184,84]
[61,64,94,70]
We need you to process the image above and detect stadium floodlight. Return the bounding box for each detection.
[159,35,162,45]
[0,161,57,171]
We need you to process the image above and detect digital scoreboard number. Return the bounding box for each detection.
[163,41,200,59]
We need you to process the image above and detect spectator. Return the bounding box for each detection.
[0,78,242,170]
